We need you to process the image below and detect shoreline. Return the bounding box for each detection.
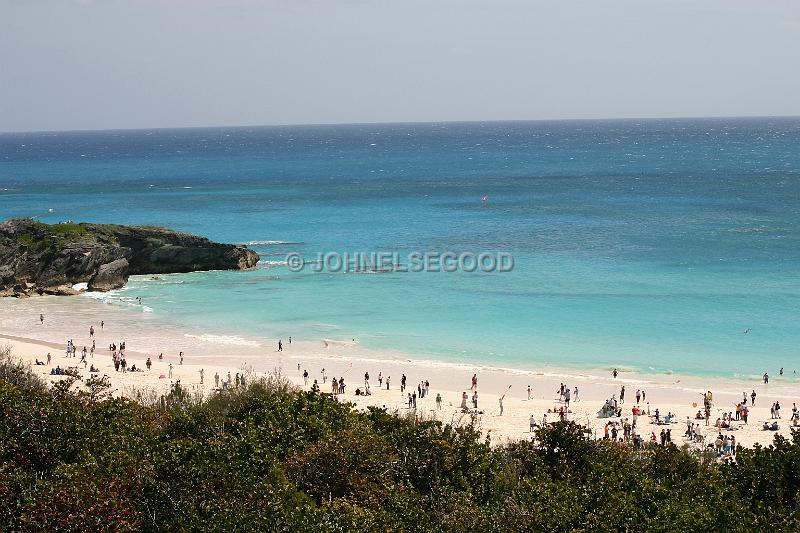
[2,296,798,449]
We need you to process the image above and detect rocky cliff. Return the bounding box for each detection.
[0,219,260,297]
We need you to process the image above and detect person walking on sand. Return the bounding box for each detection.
[89,325,94,338]
[168,363,173,378]
[303,369,309,385]
[471,374,478,390]
[751,390,757,406]
[199,368,204,384]
[101,320,104,330]
[574,386,580,402]
[214,372,220,388]
[436,393,442,410]
[146,357,151,370]
[386,376,391,390]
[564,386,571,407]
[620,386,625,404]
[278,340,283,352]
[527,385,531,400]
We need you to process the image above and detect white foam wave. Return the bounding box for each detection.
[243,240,303,246]
[261,260,288,267]
[184,333,260,347]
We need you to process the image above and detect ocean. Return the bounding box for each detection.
[1,118,799,378]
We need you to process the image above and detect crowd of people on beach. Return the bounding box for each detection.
[27,313,800,460]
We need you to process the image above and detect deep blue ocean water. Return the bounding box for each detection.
[2,118,799,377]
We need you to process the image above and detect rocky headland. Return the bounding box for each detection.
[0,219,259,296]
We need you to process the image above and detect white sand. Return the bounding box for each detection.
[2,303,797,449]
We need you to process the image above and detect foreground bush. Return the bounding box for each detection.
[1,362,799,531]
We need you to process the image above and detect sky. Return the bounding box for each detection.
[1,0,799,132]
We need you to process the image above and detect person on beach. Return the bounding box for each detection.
[564,387,571,407]
[199,368,204,384]
[278,340,283,352]
[401,374,406,392]
[412,392,417,409]
[763,372,769,384]
[288,336,291,345]
[498,396,504,415]
[461,392,468,410]
[89,325,94,338]
[574,386,580,402]
[472,391,478,409]
[101,320,104,329]
[311,379,319,392]
[303,370,309,385]
[527,385,531,400]
[378,372,383,387]
[214,372,220,388]
[471,374,477,390]
[751,390,757,406]
[180,352,184,365]
[46,352,51,365]
[146,357,151,370]
[530,415,536,432]
[636,389,641,404]
[339,378,346,394]
[168,363,173,378]
[364,372,369,388]
[642,390,646,402]
[159,353,163,360]
[613,368,618,378]
[322,369,327,383]
[226,372,232,386]
[332,377,338,394]
[386,376,390,390]
[620,386,625,403]
[436,393,442,410]
[40,314,44,325]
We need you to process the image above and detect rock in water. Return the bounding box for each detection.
[0,219,260,296]
[88,258,130,292]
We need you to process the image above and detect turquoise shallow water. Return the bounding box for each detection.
[1,118,799,377]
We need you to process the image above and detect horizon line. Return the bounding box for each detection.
[2,113,799,136]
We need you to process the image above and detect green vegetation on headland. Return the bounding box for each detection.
[1,351,799,532]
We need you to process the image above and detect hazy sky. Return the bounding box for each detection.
[1,0,799,132]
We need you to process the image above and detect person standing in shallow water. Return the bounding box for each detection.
[613,368,618,379]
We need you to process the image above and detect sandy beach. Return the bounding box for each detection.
[2,296,797,451]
